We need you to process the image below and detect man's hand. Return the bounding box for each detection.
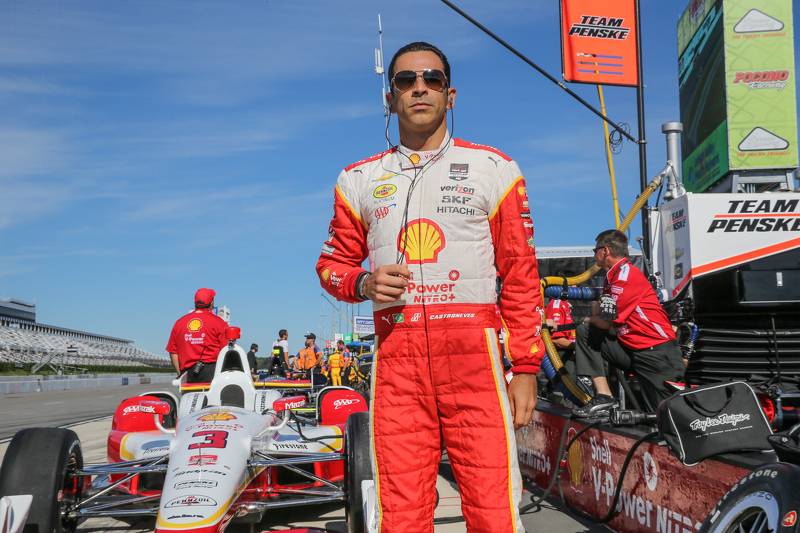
[507,373,538,430]
[598,294,618,321]
[363,264,411,303]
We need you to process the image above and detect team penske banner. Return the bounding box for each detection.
[655,193,800,299]
[560,0,639,87]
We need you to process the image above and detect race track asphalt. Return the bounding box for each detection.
[0,385,608,532]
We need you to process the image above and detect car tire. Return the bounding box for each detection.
[699,463,800,533]
[0,427,84,533]
[344,411,372,533]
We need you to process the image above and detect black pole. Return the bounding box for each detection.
[438,0,639,145]
[634,0,650,255]
[635,0,650,256]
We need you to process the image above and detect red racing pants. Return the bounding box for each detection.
[370,305,524,533]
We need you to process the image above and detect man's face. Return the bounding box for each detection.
[387,51,454,136]
[594,243,609,270]
[305,338,313,347]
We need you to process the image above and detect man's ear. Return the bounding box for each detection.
[446,88,457,109]
[386,92,395,114]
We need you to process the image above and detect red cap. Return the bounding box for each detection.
[195,288,216,307]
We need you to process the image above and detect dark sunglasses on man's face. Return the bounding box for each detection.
[391,69,448,93]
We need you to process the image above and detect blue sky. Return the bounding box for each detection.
[1,1,797,356]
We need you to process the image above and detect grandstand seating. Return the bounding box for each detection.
[0,325,166,368]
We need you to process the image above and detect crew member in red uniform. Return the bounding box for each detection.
[572,230,685,416]
[166,288,229,383]
[545,269,578,353]
[316,41,544,533]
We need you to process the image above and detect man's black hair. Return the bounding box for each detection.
[278,329,287,338]
[250,343,258,350]
[595,229,629,258]
[388,41,450,91]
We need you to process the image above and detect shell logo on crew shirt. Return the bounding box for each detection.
[397,218,446,264]
[409,154,421,165]
[373,184,397,198]
[187,318,203,332]
[198,412,237,422]
[321,268,330,282]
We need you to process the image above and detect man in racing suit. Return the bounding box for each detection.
[316,42,544,533]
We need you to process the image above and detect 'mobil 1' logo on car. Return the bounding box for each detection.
[373,184,397,198]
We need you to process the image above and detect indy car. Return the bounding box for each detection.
[0,327,373,533]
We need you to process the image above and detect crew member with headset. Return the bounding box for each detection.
[167,288,229,383]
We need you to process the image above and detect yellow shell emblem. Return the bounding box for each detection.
[517,185,526,196]
[397,218,446,264]
[187,318,203,332]
[566,427,583,486]
[322,268,330,281]
[198,412,237,421]
[409,154,421,165]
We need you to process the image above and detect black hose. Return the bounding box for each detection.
[520,419,601,513]
[558,429,659,523]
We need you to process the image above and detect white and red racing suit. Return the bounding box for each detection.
[316,136,545,533]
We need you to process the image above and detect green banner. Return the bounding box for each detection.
[683,121,729,192]
[724,0,798,170]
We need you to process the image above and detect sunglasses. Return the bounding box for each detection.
[593,246,606,253]
[391,69,448,93]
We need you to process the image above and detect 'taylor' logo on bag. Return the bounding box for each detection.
[689,413,751,432]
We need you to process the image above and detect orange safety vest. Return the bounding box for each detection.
[296,346,318,370]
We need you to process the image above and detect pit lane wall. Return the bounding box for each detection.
[0,374,175,395]
[515,404,766,533]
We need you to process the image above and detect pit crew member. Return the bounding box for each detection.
[166,288,228,383]
[573,230,685,416]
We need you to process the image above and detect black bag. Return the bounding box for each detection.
[657,381,772,466]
